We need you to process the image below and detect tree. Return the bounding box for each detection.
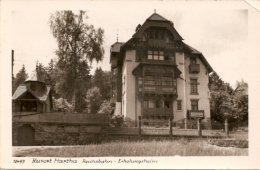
[49,10,104,112]
[13,65,28,93]
[37,61,59,98]
[209,71,234,122]
[86,87,103,114]
[232,80,248,122]
[92,67,111,101]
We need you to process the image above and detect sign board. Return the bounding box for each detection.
[189,110,204,118]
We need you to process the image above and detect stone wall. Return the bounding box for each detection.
[13,122,108,146]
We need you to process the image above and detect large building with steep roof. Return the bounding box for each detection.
[110,12,213,127]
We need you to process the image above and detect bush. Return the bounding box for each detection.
[122,117,135,127]
[110,115,124,127]
[98,101,112,115]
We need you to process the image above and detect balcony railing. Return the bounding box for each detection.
[143,59,175,65]
[141,108,173,117]
[189,64,200,73]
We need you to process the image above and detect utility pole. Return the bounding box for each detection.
[12,50,14,78]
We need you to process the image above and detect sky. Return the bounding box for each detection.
[10,1,248,88]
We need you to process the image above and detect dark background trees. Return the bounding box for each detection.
[92,67,111,102]
[12,65,28,94]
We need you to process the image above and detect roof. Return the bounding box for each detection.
[25,69,45,83]
[183,42,201,54]
[132,13,183,40]
[111,42,124,52]
[147,13,169,21]
[12,84,51,102]
[183,42,214,73]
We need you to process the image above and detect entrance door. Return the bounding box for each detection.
[18,124,35,146]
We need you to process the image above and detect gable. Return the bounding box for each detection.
[133,20,183,41]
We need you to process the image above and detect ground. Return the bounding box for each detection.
[13,131,248,157]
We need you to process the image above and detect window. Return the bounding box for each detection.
[177,101,182,110]
[112,84,116,97]
[155,100,160,108]
[155,76,161,85]
[190,57,196,64]
[20,101,37,112]
[191,100,198,110]
[138,77,143,85]
[164,101,170,108]
[147,50,164,60]
[143,100,148,108]
[144,76,155,85]
[112,67,117,75]
[169,53,176,63]
[190,79,198,94]
[162,76,173,86]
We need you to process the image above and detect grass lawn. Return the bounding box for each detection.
[13,138,248,157]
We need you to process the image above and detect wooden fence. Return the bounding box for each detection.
[109,117,230,138]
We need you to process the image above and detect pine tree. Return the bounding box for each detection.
[13,65,28,93]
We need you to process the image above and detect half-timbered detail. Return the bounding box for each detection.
[110,12,213,127]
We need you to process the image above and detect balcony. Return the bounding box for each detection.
[141,108,173,117]
[189,64,200,74]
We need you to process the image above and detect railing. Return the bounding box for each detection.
[143,59,175,65]
[189,64,200,73]
[142,108,173,117]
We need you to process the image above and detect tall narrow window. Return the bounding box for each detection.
[155,100,160,108]
[143,100,149,108]
[155,76,160,85]
[169,53,176,63]
[177,101,182,110]
[138,77,143,85]
[190,79,198,94]
[164,101,170,108]
[190,57,196,64]
[191,100,198,110]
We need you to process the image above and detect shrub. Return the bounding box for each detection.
[110,115,124,127]
[98,101,112,115]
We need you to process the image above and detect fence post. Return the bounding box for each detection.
[169,117,173,138]
[225,119,229,138]
[138,116,141,136]
[198,119,202,137]
[184,118,187,129]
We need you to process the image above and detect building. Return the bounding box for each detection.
[12,66,108,146]
[110,12,213,127]
[12,66,53,114]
